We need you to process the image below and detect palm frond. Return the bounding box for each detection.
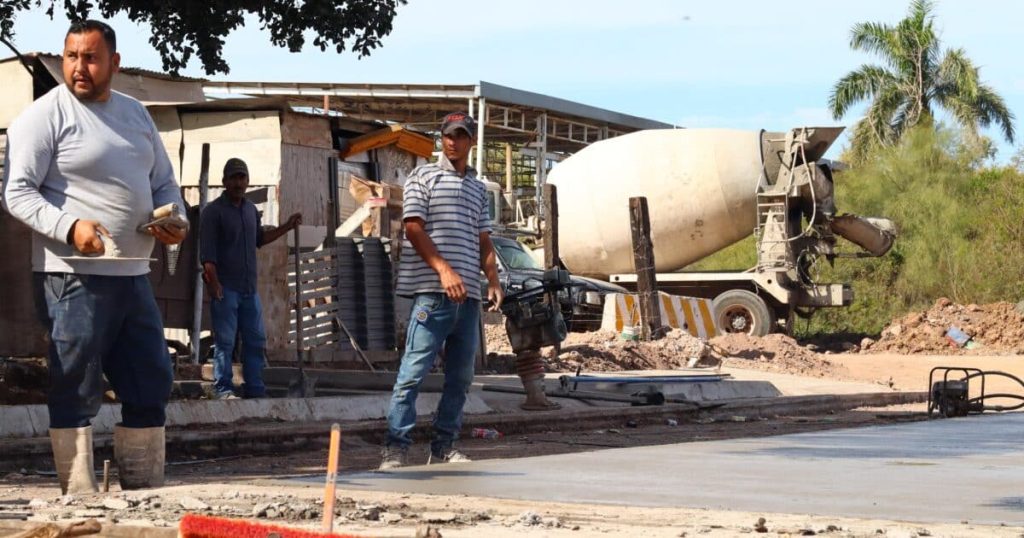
[974,85,1016,143]
[936,48,979,101]
[829,64,897,119]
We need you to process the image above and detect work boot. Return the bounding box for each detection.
[114,425,165,489]
[378,445,409,471]
[428,446,472,465]
[49,426,99,495]
[520,376,561,411]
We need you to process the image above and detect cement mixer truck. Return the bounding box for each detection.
[547,126,895,336]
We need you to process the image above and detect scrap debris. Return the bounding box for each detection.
[864,299,1024,355]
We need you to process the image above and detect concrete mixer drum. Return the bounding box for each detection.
[552,125,897,335]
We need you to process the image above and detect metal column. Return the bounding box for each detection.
[534,113,548,227]
[475,97,486,175]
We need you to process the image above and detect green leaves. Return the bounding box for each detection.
[0,0,406,75]
[831,0,1015,161]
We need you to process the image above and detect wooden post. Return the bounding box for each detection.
[542,183,559,269]
[190,143,210,364]
[543,183,560,354]
[629,197,662,341]
[325,156,338,246]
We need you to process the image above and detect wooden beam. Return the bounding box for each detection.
[629,196,663,341]
[543,183,559,269]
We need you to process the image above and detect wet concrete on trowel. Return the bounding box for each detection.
[287,412,1024,525]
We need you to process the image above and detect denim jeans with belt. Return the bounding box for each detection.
[386,293,480,451]
[210,286,268,398]
[33,273,173,428]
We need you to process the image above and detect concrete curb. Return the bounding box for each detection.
[0,392,492,439]
[1,391,927,466]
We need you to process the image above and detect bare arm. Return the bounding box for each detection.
[405,217,468,303]
[202,262,223,300]
[257,213,302,247]
[479,232,503,310]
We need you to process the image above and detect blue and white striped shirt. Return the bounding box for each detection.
[396,154,491,300]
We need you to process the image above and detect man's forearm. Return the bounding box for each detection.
[479,233,500,287]
[258,225,290,247]
[406,221,452,275]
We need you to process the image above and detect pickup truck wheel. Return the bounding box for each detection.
[713,290,773,336]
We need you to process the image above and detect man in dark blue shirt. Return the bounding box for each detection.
[200,158,301,399]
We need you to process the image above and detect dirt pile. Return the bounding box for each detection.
[484,326,708,373]
[864,299,1024,355]
[710,333,846,378]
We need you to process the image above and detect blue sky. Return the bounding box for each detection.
[6,0,1022,161]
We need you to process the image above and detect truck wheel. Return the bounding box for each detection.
[713,290,773,336]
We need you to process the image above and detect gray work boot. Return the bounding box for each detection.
[378,445,409,471]
[49,426,99,495]
[520,376,561,411]
[428,446,472,465]
[114,425,165,489]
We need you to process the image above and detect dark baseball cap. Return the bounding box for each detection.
[441,112,477,137]
[223,158,249,178]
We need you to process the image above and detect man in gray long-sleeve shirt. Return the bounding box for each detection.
[1,20,187,494]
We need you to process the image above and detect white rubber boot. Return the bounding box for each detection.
[114,425,165,489]
[49,426,99,495]
[520,376,562,411]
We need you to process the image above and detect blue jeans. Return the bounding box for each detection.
[33,273,173,428]
[386,293,480,451]
[210,287,267,398]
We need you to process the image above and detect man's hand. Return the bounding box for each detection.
[439,265,468,303]
[202,262,223,300]
[148,224,187,245]
[486,283,504,312]
[70,220,110,255]
[286,213,302,230]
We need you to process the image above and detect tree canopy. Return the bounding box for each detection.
[0,0,406,75]
[829,0,1015,161]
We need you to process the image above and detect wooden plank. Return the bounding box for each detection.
[629,196,663,341]
[293,301,341,318]
[296,247,339,262]
[288,286,338,301]
[290,320,339,336]
[290,327,337,342]
[288,268,338,284]
[289,331,341,349]
[280,111,333,149]
[295,288,337,303]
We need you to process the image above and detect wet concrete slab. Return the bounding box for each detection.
[313,412,1024,525]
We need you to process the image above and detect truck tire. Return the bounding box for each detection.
[713,290,773,336]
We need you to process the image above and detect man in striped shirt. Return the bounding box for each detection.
[380,112,503,470]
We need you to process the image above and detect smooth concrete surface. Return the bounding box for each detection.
[316,413,1024,525]
[0,393,492,439]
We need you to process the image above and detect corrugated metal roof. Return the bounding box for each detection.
[202,80,675,132]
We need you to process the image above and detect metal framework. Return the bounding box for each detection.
[202,79,676,228]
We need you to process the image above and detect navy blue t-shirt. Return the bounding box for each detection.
[199,193,264,294]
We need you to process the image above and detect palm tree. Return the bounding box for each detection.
[829,0,1015,160]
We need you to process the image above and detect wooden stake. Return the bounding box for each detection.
[102,459,110,493]
[629,197,662,340]
[322,424,341,532]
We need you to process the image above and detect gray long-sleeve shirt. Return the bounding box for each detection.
[1,84,185,276]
